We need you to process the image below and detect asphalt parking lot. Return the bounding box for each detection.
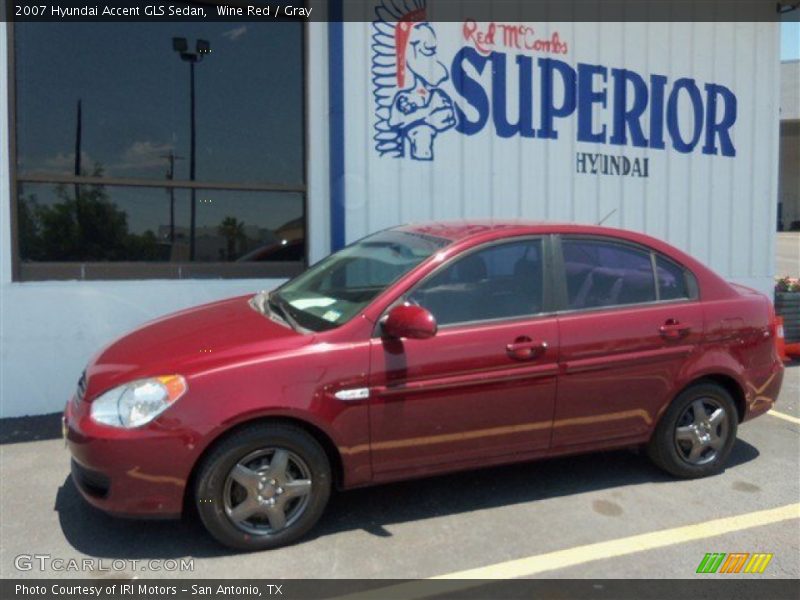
[0,363,798,581]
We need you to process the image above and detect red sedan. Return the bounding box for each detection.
[64,222,784,550]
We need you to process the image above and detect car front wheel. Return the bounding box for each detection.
[648,382,738,479]
[195,423,331,550]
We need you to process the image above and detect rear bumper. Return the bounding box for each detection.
[64,397,193,518]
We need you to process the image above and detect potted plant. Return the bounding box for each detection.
[775,276,800,344]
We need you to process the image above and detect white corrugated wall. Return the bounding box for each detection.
[340,20,780,296]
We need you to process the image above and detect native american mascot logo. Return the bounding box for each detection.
[371,0,456,160]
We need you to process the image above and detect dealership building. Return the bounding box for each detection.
[0,3,787,417]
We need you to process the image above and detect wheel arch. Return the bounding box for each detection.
[694,374,747,422]
[182,415,345,515]
[664,373,747,425]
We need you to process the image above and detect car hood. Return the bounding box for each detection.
[83,294,309,400]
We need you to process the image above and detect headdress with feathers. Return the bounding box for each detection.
[371,0,428,157]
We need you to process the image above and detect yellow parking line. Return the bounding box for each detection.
[768,409,800,425]
[333,503,799,600]
[434,503,799,579]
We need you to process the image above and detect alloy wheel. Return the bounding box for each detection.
[673,397,730,466]
[223,448,313,536]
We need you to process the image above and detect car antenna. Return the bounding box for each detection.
[597,209,617,226]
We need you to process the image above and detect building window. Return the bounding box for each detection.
[11,20,306,280]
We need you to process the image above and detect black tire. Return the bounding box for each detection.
[647,382,738,479]
[194,423,331,551]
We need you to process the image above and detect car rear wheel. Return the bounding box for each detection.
[195,423,331,550]
[648,382,738,478]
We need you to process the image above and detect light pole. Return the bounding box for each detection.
[161,151,185,245]
[172,37,210,261]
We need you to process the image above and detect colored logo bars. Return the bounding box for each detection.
[696,552,774,574]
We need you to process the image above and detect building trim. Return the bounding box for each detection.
[6,20,19,282]
[328,2,345,252]
[15,174,306,193]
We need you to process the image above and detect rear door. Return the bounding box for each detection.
[368,237,560,474]
[552,236,704,447]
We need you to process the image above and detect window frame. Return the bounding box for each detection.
[374,235,559,335]
[552,234,700,314]
[6,19,309,281]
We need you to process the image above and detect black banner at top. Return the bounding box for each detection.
[4,0,800,23]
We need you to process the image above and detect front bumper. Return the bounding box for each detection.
[64,396,196,518]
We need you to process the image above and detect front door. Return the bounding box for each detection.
[368,238,559,475]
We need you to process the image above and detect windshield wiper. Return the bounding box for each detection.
[268,292,300,332]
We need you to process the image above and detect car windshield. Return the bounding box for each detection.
[270,230,450,331]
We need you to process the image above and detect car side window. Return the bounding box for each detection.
[562,239,656,309]
[655,254,690,300]
[408,240,544,327]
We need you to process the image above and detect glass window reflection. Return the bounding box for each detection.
[15,22,304,185]
[13,19,306,278]
[18,183,304,263]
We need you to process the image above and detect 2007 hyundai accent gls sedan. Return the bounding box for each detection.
[64,222,784,550]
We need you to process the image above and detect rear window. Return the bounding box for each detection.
[562,239,656,309]
[655,255,690,300]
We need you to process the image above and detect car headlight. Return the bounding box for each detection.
[90,375,187,428]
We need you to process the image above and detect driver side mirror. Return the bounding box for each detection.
[382,304,437,340]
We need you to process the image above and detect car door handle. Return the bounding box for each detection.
[659,320,693,340]
[506,337,548,361]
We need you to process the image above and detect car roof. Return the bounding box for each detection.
[394,220,655,245]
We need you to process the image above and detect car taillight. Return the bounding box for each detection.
[774,316,788,363]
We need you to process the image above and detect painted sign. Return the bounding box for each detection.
[372,10,457,160]
[371,0,738,172]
